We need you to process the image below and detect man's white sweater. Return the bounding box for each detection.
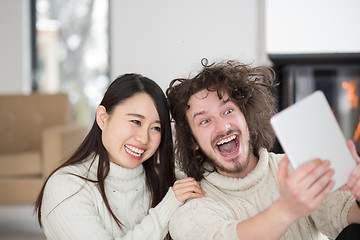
[169,148,354,240]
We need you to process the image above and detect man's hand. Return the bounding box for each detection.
[276,155,335,222]
[340,140,360,200]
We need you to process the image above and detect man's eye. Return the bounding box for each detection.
[200,119,209,125]
[224,109,233,115]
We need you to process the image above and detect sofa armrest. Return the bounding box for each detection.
[42,125,88,178]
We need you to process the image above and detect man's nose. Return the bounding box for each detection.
[214,117,231,134]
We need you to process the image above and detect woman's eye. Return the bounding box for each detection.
[131,120,141,125]
[224,109,233,115]
[152,126,161,132]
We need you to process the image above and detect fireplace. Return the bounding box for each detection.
[270,53,360,154]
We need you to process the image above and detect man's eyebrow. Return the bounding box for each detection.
[192,97,231,120]
[223,97,231,104]
[193,111,207,120]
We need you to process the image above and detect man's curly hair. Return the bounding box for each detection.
[166,60,278,181]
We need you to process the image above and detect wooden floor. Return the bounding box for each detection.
[0,205,45,240]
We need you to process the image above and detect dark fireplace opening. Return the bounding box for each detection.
[270,53,360,155]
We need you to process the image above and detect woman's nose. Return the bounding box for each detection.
[135,129,149,145]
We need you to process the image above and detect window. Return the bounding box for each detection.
[31,0,110,126]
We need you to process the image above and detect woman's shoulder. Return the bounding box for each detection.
[42,160,98,214]
[45,160,97,197]
[51,163,86,180]
[52,157,97,179]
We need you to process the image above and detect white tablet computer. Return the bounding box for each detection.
[270,90,355,191]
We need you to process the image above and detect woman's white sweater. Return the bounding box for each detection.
[41,156,182,240]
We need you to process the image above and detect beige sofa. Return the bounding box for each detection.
[0,93,88,204]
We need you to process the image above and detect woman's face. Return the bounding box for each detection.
[96,93,162,168]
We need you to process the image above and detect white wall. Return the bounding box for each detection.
[0,0,264,95]
[0,0,31,94]
[110,0,267,91]
[266,0,360,55]
[2,1,359,95]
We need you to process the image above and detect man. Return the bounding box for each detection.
[166,60,360,240]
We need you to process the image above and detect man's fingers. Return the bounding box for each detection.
[307,168,335,198]
[277,155,289,180]
[312,179,335,207]
[347,140,360,164]
[290,159,329,186]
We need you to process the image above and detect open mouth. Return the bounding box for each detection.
[215,134,239,156]
[124,144,145,158]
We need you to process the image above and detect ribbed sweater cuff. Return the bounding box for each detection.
[150,187,183,226]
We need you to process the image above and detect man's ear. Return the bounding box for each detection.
[96,105,108,130]
[191,136,199,150]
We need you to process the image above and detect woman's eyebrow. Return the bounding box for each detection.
[126,113,161,124]
[126,113,145,119]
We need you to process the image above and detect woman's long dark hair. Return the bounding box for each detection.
[35,73,175,228]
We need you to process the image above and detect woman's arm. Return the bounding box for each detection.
[41,173,204,240]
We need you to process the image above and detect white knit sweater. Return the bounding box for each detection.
[169,148,354,240]
[41,156,182,240]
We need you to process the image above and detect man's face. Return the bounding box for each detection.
[186,89,257,178]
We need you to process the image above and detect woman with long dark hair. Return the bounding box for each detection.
[35,73,204,239]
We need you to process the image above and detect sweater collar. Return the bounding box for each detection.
[203,148,270,194]
[84,155,145,181]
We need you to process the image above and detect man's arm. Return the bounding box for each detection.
[235,156,334,240]
[170,156,334,240]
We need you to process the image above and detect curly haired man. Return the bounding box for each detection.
[166,60,360,240]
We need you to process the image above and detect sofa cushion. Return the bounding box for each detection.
[0,93,70,154]
[0,151,42,177]
[0,178,44,204]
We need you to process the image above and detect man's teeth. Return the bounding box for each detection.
[216,135,236,145]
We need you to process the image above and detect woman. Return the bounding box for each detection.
[35,73,205,239]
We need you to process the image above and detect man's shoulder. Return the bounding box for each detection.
[173,195,233,220]
[184,195,219,206]
[267,151,285,165]
[169,196,237,240]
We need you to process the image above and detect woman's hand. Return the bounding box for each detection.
[172,177,205,203]
[276,155,335,222]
